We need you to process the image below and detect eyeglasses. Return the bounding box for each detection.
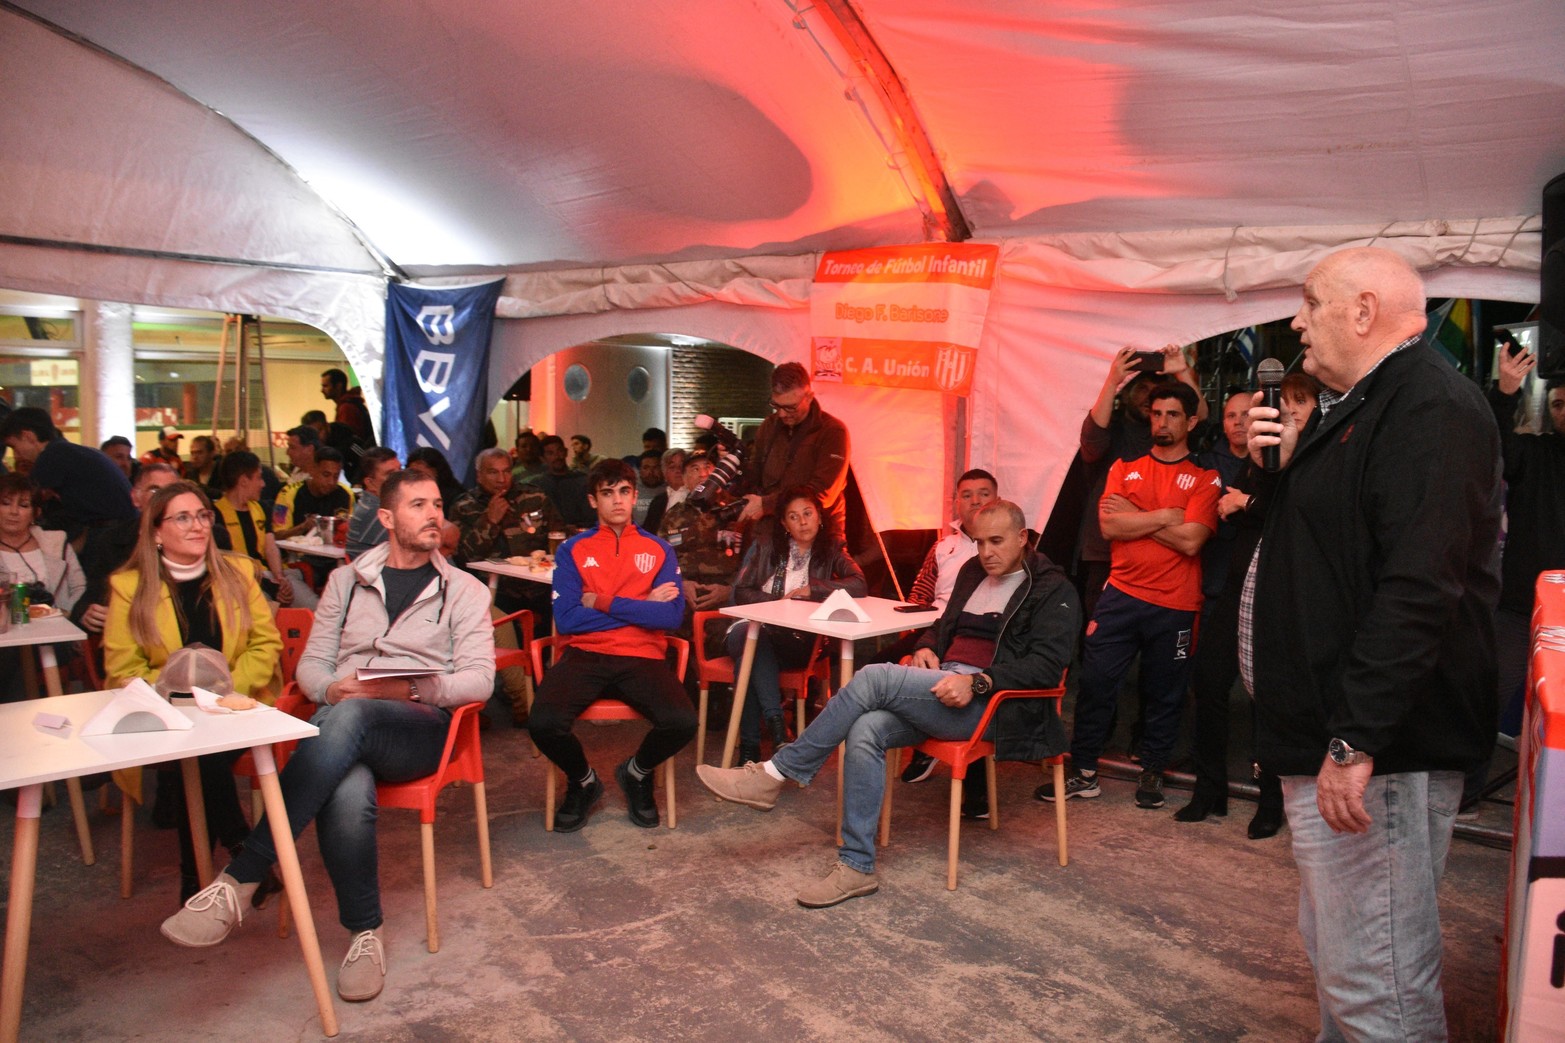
[161,510,216,531]
[769,394,808,414]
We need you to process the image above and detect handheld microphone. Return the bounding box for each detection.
[1256,358,1285,473]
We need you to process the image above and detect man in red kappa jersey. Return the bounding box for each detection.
[528,458,695,831]
[1038,382,1220,811]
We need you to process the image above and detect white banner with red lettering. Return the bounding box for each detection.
[809,243,1000,396]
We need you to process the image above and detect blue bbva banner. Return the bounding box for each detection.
[382,279,505,486]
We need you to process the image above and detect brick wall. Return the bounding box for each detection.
[668,343,773,449]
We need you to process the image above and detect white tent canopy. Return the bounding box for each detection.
[2,0,1560,527]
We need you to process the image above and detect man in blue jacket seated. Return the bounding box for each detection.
[160,469,495,1003]
[697,500,1079,908]
[529,458,694,832]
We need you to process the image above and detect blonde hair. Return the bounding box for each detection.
[118,481,255,656]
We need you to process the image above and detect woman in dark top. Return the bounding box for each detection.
[104,481,281,902]
[726,486,866,764]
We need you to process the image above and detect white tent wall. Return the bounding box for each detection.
[482,224,1540,535]
[0,240,388,424]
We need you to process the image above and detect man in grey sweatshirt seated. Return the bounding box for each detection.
[161,469,494,1003]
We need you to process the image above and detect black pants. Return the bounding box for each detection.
[1188,586,1279,810]
[170,748,249,891]
[528,648,697,784]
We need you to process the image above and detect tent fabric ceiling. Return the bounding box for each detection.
[10,0,1562,276]
[2,0,1563,527]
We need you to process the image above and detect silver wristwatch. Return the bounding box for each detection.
[1327,737,1369,766]
[408,677,421,703]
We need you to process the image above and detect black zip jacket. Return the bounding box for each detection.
[915,550,1080,761]
[1251,343,1502,776]
[730,530,866,605]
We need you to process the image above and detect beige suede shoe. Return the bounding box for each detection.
[695,761,785,810]
[160,872,258,948]
[337,928,386,1002]
[796,861,880,908]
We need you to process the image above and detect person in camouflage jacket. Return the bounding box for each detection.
[453,447,565,725]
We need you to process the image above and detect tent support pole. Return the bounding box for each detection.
[252,315,277,473]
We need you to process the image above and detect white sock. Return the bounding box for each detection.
[762,760,785,782]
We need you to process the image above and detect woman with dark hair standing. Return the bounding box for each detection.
[104,480,282,901]
[726,486,865,764]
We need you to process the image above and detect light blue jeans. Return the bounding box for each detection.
[771,663,988,874]
[1282,770,1462,1043]
[227,698,451,932]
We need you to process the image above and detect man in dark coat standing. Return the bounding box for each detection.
[1243,247,1501,1041]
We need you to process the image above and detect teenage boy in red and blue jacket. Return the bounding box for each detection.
[529,459,695,832]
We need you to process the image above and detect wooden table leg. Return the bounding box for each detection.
[837,642,856,846]
[251,744,339,1037]
[1,785,42,1043]
[37,645,94,866]
[719,622,761,770]
[178,758,214,887]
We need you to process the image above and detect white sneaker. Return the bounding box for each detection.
[337,928,386,1002]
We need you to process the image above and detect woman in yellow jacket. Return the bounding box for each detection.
[105,480,282,904]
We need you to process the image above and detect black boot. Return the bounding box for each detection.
[1173,791,1228,823]
[738,742,762,766]
[766,713,789,751]
[1247,804,1284,839]
[1249,767,1284,839]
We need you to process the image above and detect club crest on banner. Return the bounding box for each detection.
[635,552,657,574]
[934,346,974,393]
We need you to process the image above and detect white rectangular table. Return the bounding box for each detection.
[0,689,339,1040]
[718,597,940,842]
[467,558,555,593]
[0,614,95,864]
[275,540,348,560]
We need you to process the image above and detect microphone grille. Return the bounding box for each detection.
[1256,358,1286,387]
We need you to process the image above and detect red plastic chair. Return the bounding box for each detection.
[375,701,493,953]
[492,608,536,717]
[692,609,830,766]
[530,634,690,830]
[900,680,1070,890]
[274,607,314,687]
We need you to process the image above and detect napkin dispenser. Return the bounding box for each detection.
[82,678,195,736]
[808,588,872,624]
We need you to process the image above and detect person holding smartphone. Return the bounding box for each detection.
[1075,345,1209,623]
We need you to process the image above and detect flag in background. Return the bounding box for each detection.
[1232,326,1258,365]
[1427,298,1473,374]
[382,279,505,486]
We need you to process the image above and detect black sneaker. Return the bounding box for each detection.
[901,751,938,784]
[1134,771,1166,809]
[960,790,990,820]
[553,777,603,833]
[1035,768,1100,802]
[615,759,660,829]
